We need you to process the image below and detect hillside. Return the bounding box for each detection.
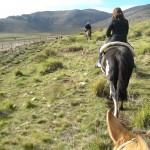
[93,4,150,30]
[0,9,111,33]
[124,4,150,21]
[0,4,150,33]
[0,20,150,149]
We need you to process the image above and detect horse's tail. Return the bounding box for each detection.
[116,47,134,101]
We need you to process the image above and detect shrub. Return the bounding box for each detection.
[33,77,42,83]
[68,46,83,52]
[22,142,35,150]
[67,46,83,52]
[49,85,64,101]
[40,60,63,75]
[0,92,5,100]
[68,36,76,42]
[93,76,109,97]
[43,48,57,56]
[0,100,16,118]
[133,104,150,129]
[25,101,36,109]
[15,69,23,76]
[145,29,150,37]
[87,136,112,150]
[31,53,47,62]
[129,30,142,39]
[4,101,15,111]
[96,35,106,41]
[41,137,53,144]
[136,44,150,55]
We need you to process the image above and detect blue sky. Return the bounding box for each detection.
[0,0,149,18]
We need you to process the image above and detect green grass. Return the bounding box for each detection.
[133,104,150,129]
[0,20,150,149]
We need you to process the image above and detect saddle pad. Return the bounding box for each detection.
[99,41,135,57]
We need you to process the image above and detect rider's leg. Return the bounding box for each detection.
[95,45,102,67]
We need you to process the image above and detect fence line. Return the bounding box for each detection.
[0,35,63,52]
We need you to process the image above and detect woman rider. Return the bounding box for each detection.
[96,7,129,67]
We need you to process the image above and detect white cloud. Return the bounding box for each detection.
[0,0,104,18]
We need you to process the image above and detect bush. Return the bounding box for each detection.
[25,101,36,109]
[40,60,63,75]
[129,30,142,39]
[136,44,150,55]
[68,46,83,52]
[4,101,15,111]
[15,69,23,76]
[31,53,47,62]
[33,77,42,83]
[0,92,5,100]
[133,104,150,129]
[0,100,16,117]
[93,76,109,97]
[68,36,76,42]
[22,142,35,150]
[43,48,57,56]
[145,29,150,37]
[96,35,106,41]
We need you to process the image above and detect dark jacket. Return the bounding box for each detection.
[106,18,129,43]
[85,24,91,31]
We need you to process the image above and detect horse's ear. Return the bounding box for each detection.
[107,110,133,145]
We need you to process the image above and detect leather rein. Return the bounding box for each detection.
[114,138,137,150]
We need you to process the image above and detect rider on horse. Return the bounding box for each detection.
[85,22,92,40]
[85,22,92,32]
[96,7,130,67]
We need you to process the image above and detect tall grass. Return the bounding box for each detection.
[40,59,64,75]
[0,20,150,150]
[133,103,150,129]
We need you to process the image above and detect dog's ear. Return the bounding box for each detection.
[107,110,133,146]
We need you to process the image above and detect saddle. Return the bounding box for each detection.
[99,41,135,57]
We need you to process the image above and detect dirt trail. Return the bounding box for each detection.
[107,100,133,130]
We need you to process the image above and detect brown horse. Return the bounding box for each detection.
[107,110,150,150]
[85,30,91,40]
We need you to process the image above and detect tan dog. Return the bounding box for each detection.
[107,110,150,150]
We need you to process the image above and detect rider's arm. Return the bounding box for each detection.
[106,20,113,38]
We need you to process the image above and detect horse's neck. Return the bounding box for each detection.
[137,135,150,149]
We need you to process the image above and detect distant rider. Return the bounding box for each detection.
[85,22,92,32]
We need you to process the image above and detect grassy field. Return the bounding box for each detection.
[0,20,150,150]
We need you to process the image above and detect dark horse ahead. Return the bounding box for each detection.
[85,30,91,40]
[100,42,134,116]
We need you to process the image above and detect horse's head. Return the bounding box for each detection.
[107,110,150,150]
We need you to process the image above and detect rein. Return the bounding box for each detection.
[114,138,137,150]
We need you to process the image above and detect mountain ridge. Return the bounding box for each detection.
[0,4,150,33]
